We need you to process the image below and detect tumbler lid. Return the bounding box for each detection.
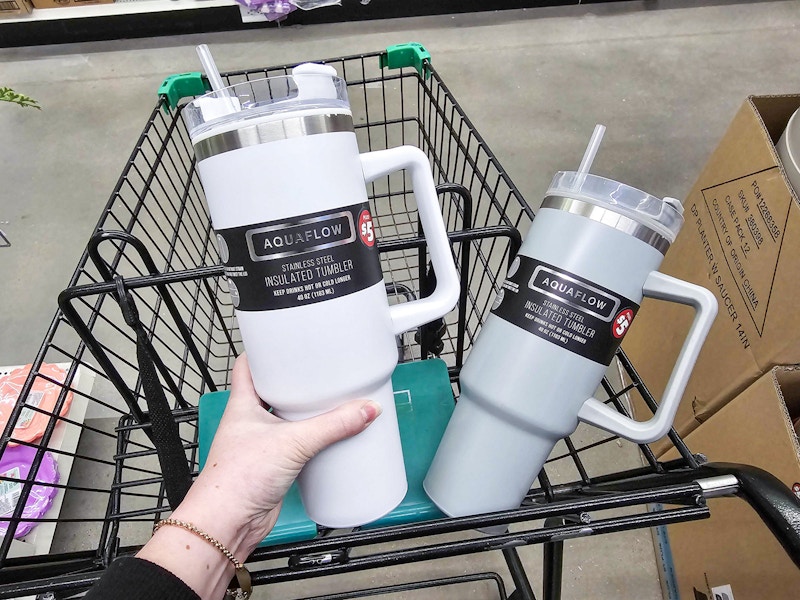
[543,124,684,244]
[546,172,684,244]
[184,63,350,141]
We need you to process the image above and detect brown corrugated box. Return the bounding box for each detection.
[31,0,112,8]
[624,95,800,455]
[659,366,800,600]
[0,0,32,17]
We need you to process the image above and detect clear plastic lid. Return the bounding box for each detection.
[546,171,684,243]
[183,63,350,141]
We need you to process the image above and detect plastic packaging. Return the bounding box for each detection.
[232,0,340,21]
[0,446,59,538]
[0,364,73,445]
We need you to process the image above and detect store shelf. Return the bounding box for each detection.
[2,363,95,560]
[2,0,235,24]
[0,0,606,48]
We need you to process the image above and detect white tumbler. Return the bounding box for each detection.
[424,130,718,519]
[184,63,460,528]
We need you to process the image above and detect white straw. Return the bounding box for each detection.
[196,44,227,95]
[574,124,606,188]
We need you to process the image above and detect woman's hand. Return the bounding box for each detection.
[137,353,381,599]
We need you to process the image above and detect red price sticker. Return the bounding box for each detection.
[358,209,375,247]
[612,308,634,339]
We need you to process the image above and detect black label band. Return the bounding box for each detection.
[491,256,640,365]
[216,202,382,311]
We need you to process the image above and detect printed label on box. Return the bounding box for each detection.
[698,167,793,339]
[710,584,735,600]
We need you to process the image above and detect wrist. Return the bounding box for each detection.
[170,490,253,563]
[137,521,236,600]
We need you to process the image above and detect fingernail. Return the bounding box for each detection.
[361,401,382,424]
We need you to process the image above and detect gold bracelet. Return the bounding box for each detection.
[153,518,252,599]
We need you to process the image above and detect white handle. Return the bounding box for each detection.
[359,146,460,335]
[577,271,718,443]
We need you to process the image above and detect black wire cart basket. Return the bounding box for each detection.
[1,45,799,599]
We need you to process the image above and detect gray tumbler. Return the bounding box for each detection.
[423,130,718,519]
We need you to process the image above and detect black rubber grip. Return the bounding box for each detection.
[701,463,800,567]
[582,460,800,568]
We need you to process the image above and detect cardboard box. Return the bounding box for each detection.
[659,366,800,600]
[30,0,112,8]
[624,95,800,455]
[0,0,32,17]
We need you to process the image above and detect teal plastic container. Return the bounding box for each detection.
[198,358,454,546]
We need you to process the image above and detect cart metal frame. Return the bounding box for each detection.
[1,46,798,599]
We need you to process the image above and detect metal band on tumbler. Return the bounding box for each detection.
[193,113,355,162]
[541,196,671,254]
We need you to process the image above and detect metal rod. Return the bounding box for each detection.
[0,506,708,598]
[250,482,704,561]
[435,184,474,371]
[57,290,148,424]
[542,517,566,600]
[294,572,508,600]
[503,547,536,600]
[87,231,218,394]
[248,506,709,586]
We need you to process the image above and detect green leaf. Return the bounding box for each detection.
[0,87,41,109]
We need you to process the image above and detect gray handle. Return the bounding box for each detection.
[577,271,718,443]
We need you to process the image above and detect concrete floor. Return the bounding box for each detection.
[2,0,800,598]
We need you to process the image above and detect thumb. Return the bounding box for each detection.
[287,400,382,462]
[229,353,258,402]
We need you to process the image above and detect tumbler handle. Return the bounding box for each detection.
[577,271,718,443]
[360,147,460,335]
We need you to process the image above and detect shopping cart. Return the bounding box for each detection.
[1,44,799,599]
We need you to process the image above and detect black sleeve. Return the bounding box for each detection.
[84,556,200,600]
